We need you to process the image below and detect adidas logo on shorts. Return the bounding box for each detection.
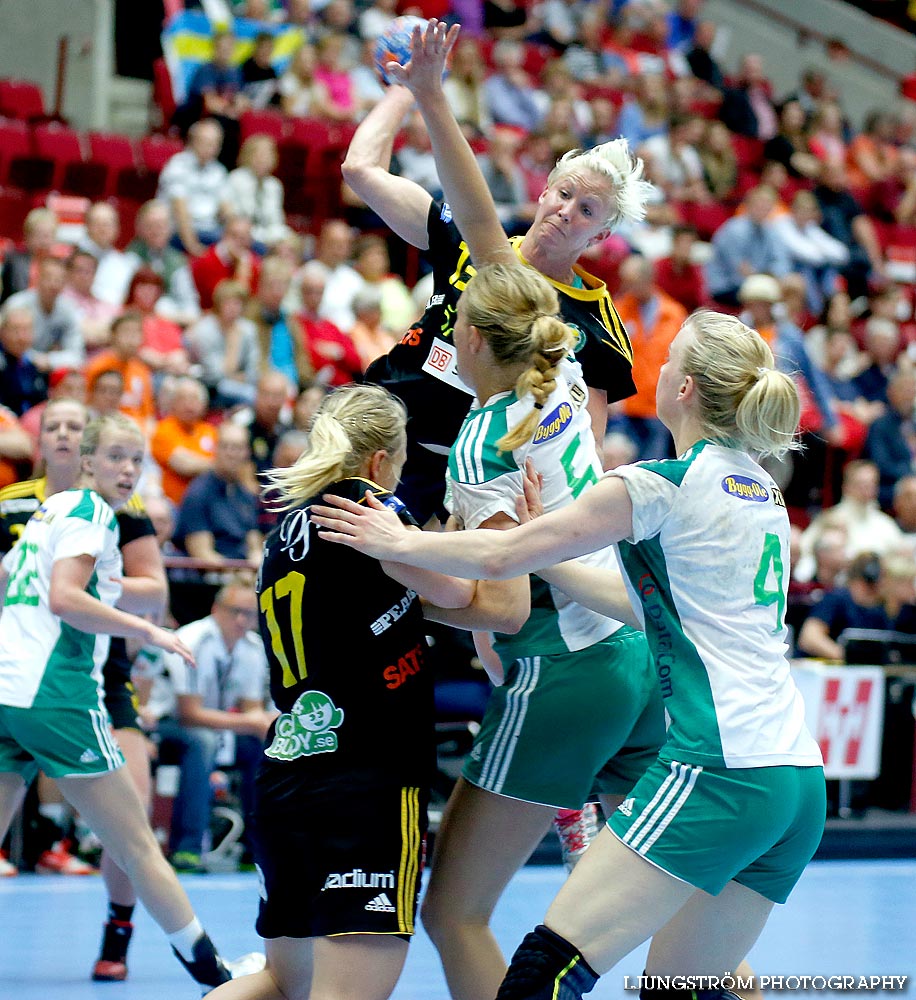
[617,797,635,817]
[80,749,100,764]
[364,893,396,913]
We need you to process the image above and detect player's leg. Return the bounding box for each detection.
[0,772,28,839]
[310,935,409,1000]
[204,936,307,1000]
[420,777,555,1000]
[93,726,153,981]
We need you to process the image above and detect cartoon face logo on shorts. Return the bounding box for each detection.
[264,690,345,761]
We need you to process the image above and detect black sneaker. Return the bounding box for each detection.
[171,932,231,992]
[91,920,133,981]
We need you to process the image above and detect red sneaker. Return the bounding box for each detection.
[0,850,17,877]
[36,840,97,875]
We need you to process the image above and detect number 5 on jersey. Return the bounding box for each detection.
[260,571,307,687]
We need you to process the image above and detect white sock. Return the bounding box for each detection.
[38,803,67,827]
[168,917,205,961]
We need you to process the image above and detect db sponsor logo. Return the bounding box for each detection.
[428,344,453,372]
[532,402,573,444]
[721,475,769,502]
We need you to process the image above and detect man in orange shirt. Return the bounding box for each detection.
[612,255,687,460]
[84,313,156,430]
[151,377,216,504]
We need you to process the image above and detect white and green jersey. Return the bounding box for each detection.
[0,489,122,710]
[609,441,822,769]
[447,359,622,659]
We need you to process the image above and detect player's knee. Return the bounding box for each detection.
[496,924,599,1000]
[419,886,477,946]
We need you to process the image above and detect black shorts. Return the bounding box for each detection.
[253,781,428,940]
[103,639,141,732]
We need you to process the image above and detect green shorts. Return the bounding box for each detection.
[462,629,664,810]
[0,703,125,782]
[608,756,827,903]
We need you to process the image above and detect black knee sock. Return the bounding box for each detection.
[108,902,135,925]
[496,924,599,1000]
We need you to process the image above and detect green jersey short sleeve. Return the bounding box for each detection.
[608,442,823,769]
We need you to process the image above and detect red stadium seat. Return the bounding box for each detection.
[0,186,31,239]
[32,122,84,190]
[139,134,183,173]
[285,116,331,151]
[0,79,47,122]
[0,119,30,186]
[730,134,765,172]
[239,109,286,144]
[88,132,138,197]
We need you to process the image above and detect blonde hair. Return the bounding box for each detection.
[681,310,801,459]
[461,264,578,452]
[547,139,655,227]
[80,413,144,456]
[264,385,407,510]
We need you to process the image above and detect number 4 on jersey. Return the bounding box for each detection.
[753,532,786,634]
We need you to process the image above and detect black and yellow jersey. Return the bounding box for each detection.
[0,477,154,554]
[366,199,636,456]
[256,477,435,793]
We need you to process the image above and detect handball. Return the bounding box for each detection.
[374,16,429,84]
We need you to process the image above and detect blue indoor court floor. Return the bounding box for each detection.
[1,860,914,999]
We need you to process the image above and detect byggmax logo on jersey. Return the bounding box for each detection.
[721,475,769,502]
[532,402,573,444]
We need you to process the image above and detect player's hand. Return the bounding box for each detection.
[514,458,545,526]
[146,623,196,668]
[311,491,409,559]
[387,19,459,97]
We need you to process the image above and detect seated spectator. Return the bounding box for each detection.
[764,99,820,180]
[278,42,335,119]
[479,128,533,235]
[291,382,329,431]
[313,32,362,122]
[0,307,47,415]
[185,280,261,407]
[60,249,119,353]
[893,475,916,544]
[799,459,904,569]
[814,324,882,455]
[350,234,416,334]
[0,405,31,489]
[77,202,134,307]
[706,186,790,306]
[125,267,189,376]
[297,264,363,387]
[846,110,901,206]
[358,0,398,40]
[685,20,724,90]
[350,37,386,109]
[155,579,272,871]
[814,160,884,301]
[442,35,492,137]
[191,215,262,311]
[151,377,217,504]
[616,73,669,148]
[247,258,314,390]
[533,61,593,141]
[392,112,442,198]
[654,224,707,314]
[0,208,58,307]
[87,368,125,418]
[241,30,280,109]
[610,255,687,461]
[348,286,396,372]
[770,190,850,314]
[84,312,157,429]
[175,30,247,168]
[697,120,737,201]
[865,364,916,509]
[640,114,708,204]
[157,119,230,257]
[232,370,293,475]
[720,52,778,141]
[797,552,892,661]
[483,40,543,132]
[561,7,609,85]
[786,67,834,119]
[124,200,201,326]
[805,291,861,376]
[854,316,902,403]
[3,256,83,372]
[174,423,263,566]
[538,0,589,52]
[18,366,86,455]
[807,100,847,165]
[225,136,290,252]
[308,219,363,333]
[482,0,533,41]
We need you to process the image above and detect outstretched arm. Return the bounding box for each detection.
[341,85,433,248]
[389,21,516,269]
[311,478,634,580]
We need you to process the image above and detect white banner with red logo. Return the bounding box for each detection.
[791,663,886,780]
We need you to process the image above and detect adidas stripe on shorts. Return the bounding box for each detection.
[254,782,428,939]
[608,755,826,903]
[0,702,124,781]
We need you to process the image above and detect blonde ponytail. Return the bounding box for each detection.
[263,384,407,510]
